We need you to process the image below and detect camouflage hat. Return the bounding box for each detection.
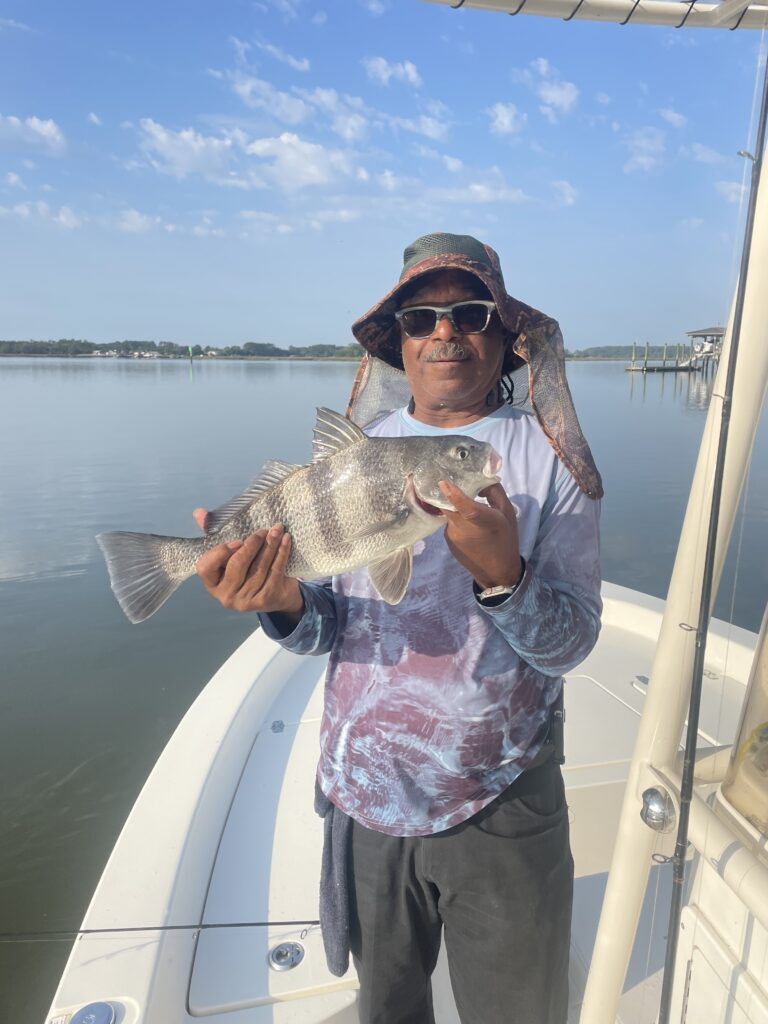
[351,231,550,376]
[348,232,604,499]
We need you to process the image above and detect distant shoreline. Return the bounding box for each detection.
[0,352,634,362]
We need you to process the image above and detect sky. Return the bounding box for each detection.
[0,0,765,349]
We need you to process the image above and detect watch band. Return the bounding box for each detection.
[475,558,526,606]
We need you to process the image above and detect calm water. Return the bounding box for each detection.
[0,357,766,1023]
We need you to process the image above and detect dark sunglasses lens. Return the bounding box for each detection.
[454,303,490,333]
[400,308,438,337]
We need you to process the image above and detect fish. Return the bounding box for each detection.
[97,407,502,624]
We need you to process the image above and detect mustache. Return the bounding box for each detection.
[423,342,470,362]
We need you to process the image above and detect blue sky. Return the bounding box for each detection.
[0,1,764,348]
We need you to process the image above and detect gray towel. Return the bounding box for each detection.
[314,781,353,977]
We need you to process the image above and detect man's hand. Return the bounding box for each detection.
[437,481,523,592]
[192,508,304,622]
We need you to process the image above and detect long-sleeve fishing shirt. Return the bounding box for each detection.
[259,404,602,837]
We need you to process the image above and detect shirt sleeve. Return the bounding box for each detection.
[479,462,602,678]
[257,579,338,656]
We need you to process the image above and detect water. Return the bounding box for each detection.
[0,357,766,1023]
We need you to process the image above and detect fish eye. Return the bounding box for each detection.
[455,446,469,460]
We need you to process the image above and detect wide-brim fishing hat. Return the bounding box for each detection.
[351,232,539,376]
[348,231,603,499]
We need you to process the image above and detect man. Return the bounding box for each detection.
[196,233,602,1024]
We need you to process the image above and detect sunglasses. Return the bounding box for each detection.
[394,300,496,339]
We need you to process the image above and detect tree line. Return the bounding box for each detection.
[0,339,363,358]
[1,339,692,360]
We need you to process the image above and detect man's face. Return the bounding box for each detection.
[398,271,506,415]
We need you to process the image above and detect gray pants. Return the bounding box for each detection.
[348,752,573,1024]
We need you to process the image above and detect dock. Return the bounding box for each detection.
[625,328,724,374]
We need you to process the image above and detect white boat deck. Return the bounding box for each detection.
[46,582,758,1024]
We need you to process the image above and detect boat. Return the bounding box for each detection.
[45,2,768,1021]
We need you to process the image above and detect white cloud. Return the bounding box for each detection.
[360,0,387,13]
[428,180,527,205]
[363,56,421,87]
[241,206,359,235]
[230,73,309,124]
[299,88,368,140]
[117,209,157,233]
[596,92,611,106]
[551,180,577,206]
[261,0,303,18]
[331,111,368,141]
[309,208,359,229]
[312,10,327,23]
[387,113,448,141]
[192,214,225,238]
[624,127,665,173]
[241,210,278,223]
[0,18,29,31]
[229,35,251,65]
[54,206,81,229]
[254,39,310,72]
[683,142,726,164]
[659,107,686,128]
[0,114,65,154]
[4,171,24,188]
[514,58,579,123]
[138,118,236,180]
[487,102,527,136]
[378,169,400,191]
[245,131,357,191]
[0,199,80,227]
[88,112,102,126]
[443,155,463,173]
[538,80,578,121]
[716,180,748,204]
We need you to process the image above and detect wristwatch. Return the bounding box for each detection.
[474,559,526,607]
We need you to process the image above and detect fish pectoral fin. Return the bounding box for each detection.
[368,547,413,605]
[206,459,300,533]
[311,407,367,463]
[348,507,410,541]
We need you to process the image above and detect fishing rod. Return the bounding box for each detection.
[0,918,320,943]
[656,45,768,1024]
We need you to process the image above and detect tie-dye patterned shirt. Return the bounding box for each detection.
[260,405,601,837]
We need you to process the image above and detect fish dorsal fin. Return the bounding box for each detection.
[312,407,366,463]
[368,547,413,605]
[206,459,300,533]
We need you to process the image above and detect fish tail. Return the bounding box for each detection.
[96,531,206,624]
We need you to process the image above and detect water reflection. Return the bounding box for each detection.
[625,363,715,413]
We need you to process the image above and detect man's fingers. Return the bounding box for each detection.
[196,540,243,587]
[193,507,210,532]
[242,531,293,598]
[243,526,285,583]
[438,479,477,515]
[480,482,516,517]
[268,531,292,579]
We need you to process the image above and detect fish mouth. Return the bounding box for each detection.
[414,491,446,516]
[406,476,449,516]
[483,449,502,478]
